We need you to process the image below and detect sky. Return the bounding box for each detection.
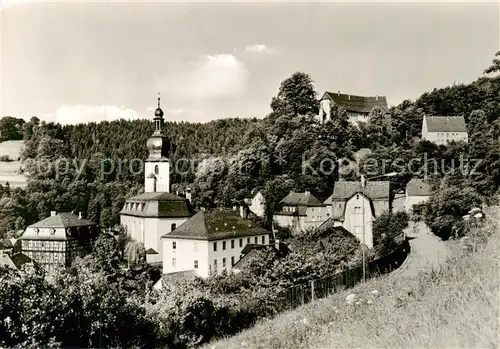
[1,1,499,124]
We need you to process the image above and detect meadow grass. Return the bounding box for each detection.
[205,221,499,349]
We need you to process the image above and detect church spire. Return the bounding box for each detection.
[154,92,164,132]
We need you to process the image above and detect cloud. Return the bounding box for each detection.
[244,44,275,54]
[51,104,141,125]
[160,54,249,101]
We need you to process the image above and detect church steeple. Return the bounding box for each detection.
[146,94,169,159]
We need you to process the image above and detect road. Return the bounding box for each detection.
[391,221,451,278]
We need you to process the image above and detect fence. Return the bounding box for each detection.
[277,237,411,311]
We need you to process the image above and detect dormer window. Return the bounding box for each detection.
[50,228,56,235]
[154,165,159,175]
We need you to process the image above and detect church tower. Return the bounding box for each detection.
[145,95,170,193]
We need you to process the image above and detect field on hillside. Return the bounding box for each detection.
[0,141,28,188]
[0,140,24,160]
[205,221,499,349]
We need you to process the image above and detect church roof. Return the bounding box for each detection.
[322,91,389,114]
[424,115,467,133]
[162,208,270,241]
[121,192,193,218]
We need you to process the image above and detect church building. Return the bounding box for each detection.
[120,97,193,264]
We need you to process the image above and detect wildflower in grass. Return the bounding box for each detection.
[371,290,379,295]
[367,299,373,304]
[302,318,308,325]
[346,293,356,304]
[241,341,247,347]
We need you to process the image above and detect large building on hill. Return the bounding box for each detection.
[421,115,468,145]
[161,208,271,279]
[317,91,389,125]
[120,97,194,264]
[19,212,99,274]
[273,191,329,234]
[323,181,391,248]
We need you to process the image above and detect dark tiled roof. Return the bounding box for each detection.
[406,179,433,196]
[280,192,324,207]
[121,192,193,218]
[29,213,97,229]
[316,218,353,235]
[424,115,467,132]
[241,243,265,254]
[232,243,290,270]
[0,252,32,270]
[162,208,271,241]
[331,181,390,200]
[323,91,389,114]
[156,270,197,288]
[145,248,158,255]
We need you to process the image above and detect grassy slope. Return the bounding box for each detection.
[205,221,499,349]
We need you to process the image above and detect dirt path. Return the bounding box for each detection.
[391,221,451,278]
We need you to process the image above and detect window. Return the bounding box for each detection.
[213,259,218,270]
[247,238,250,244]
[239,238,243,248]
[222,241,226,250]
[213,242,217,251]
[354,206,361,214]
[172,258,176,267]
[172,241,176,250]
[231,256,235,266]
[356,194,360,200]
[171,223,176,231]
[261,236,265,244]
[222,258,226,268]
[194,260,198,269]
[193,242,198,252]
[254,237,258,244]
[231,239,235,249]
[338,203,342,209]
[154,165,159,174]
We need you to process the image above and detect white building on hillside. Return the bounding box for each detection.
[323,181,390,248]
[120,97,193,264]
[316,91,389,125]
[421,115,468,145]
[243,190,266,218]
[161,207,271,279]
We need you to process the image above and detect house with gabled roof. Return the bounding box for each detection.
[421,115,468,145]
[161,207,271,278]
[243,190,266,218]
[19,211,99,274]
[323,181,391,248]
[317,91,389,125]
[273,191,329,235]
[405,179,433,214]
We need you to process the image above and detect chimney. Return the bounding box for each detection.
[376,95,378,101]
[79,212,83,219]
[348,95,351,100]
[239,205,247,219]
[50,211,57,217]
[337,90,340,96]
[185,187,192,204]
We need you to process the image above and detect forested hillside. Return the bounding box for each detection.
[0,53,499,237]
